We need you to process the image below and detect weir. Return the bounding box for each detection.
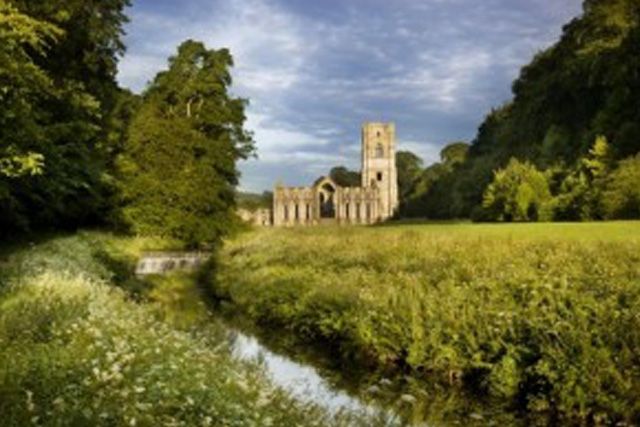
[135,251,210,276]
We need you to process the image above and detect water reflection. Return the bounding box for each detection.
[148,271,529,426]
[230,331,384,417]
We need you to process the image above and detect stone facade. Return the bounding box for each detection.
[273,122,398,226]
[238,208,272,226]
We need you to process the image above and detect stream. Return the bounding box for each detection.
[146,261,527,425]
[228,329,381,417]
[214,311,525,426]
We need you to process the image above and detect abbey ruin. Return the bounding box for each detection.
[271,122,398,226]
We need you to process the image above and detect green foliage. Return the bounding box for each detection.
[237,191,273,212]
[395,151,423,202]
[216,223,640,422]
[427,0,640,218]
[399,143,470,218]
[482,158,552,222]
[329,166,361,187]
[602,155,640,219]
[117,40,254,247]
[0,0,130,234]
[554,136,613,220]
[439,142,469,167]
[0,233,378,426]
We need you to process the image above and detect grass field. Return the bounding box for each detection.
[0,232,379,426]
[214,221,640,423]
[379,220,640,241]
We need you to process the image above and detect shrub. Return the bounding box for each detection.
[481,158,552,221]
[602,155,640,219]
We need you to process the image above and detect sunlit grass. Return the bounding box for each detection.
[0,233,383,426]
[216,221,640,422]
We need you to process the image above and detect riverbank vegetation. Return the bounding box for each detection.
[0,233,384,426]
[214,222,640,423]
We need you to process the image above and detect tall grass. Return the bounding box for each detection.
[214,222,640,423]
[0,232,380,426]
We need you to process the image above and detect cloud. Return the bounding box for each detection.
[118,0,584,192]
[245,111,331,162]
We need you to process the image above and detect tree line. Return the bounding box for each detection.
[3,0,638,244]
[394,0,640,221]
[1,1,253,246]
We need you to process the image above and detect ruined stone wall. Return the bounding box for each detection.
[273,182,381,226]
[273,186,316,226]
[335,186,380,224]
[238,208,272,226]
[270,122,398,227]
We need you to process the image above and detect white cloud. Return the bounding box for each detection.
[245,111,331,163]
[118,0,584,192]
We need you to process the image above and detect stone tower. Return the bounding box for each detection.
[361,122,398,219]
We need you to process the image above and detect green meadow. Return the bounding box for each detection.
[214,221,640,422]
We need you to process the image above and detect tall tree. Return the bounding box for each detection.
[1,0,130,234]
[0,3,59,177]
[329,166,361,187]
[398,143,469,218]
[396,151,423,202]
[117,40,254,247]
[440,142,469,167]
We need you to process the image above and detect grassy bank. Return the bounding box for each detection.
[0,232,378,426]
[214,222,640,423]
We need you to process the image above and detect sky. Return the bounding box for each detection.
[117,0,584,192]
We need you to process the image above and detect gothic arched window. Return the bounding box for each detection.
[375,143,384,158]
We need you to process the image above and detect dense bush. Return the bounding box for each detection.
[602,155,640,219]
[215,224,640,423]
[481,158,552,221]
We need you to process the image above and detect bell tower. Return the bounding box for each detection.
[361,122,398,219]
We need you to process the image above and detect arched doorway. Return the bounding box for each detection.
[319,183,335,218]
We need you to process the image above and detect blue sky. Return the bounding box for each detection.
[117,0,584,192]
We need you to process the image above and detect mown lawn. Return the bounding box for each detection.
[0,232,379,427]
[215,221,640,423]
